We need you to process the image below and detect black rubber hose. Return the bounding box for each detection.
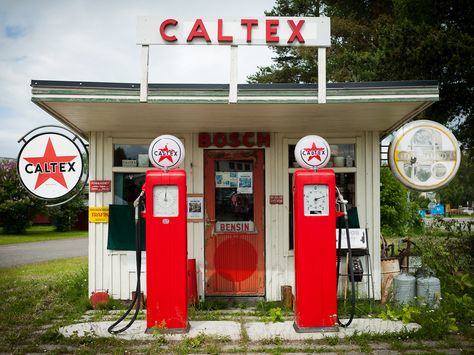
[107,198,144,334]
[336,209,356,327]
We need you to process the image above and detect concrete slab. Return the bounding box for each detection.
[59,320,241,341]
[245,319,421,341]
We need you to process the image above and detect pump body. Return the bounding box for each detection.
[143,169,189,332]
[293,169,337,331]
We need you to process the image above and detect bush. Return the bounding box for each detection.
[0,160,45,234]
[47,195,86,232]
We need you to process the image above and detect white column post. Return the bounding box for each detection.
[140,45,150,103]
[229,45,238,104]
[318,47,327,104]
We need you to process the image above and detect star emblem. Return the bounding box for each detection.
[158,144,175,163]
[23,138,77,189]
[304,142,325,161]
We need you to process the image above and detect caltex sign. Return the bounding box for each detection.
[148,135,185,170]
[294,135,331,170]
[17,132,83,199]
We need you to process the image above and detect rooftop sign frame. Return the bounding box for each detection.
[136,16,331,104]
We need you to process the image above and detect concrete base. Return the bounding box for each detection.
[59,318,420,341]
[293,322,339,333]
[145,322,190,334]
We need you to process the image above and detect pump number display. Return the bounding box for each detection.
[153,185,179,217]
[303,184,329,216]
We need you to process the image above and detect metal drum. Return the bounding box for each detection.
[417,276,441,307]
[393,273,416,304]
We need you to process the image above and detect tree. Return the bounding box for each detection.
[47,195,86,232]
[249,0,474,157]
[0,160,45,234]
[380,167,423,236]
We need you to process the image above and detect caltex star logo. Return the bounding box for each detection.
[304,142,325,161]
[23,138,77,189]
[158,144,176,163]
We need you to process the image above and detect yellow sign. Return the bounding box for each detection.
[89,207,109,223]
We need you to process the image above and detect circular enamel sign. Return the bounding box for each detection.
[17,133,83,199]
[149,135,185,170]
[388,120,461,191]
[294,135,331,170]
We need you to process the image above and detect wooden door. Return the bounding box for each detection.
[204,149,265,296]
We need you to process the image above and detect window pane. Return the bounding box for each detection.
[215,160,254,226]
[113,144,150,167]
[113,173,145,205]
[289,143,356,168]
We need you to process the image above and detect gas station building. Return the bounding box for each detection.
[31,79,438,301]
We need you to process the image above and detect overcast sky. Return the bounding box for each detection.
[0,0,276,158]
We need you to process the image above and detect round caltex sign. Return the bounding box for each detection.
[294,135,331,170]
[148,135,185,170]
[17,133,83,199]
[388,120,461,191]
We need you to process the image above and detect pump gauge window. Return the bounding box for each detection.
[153,185,179,217]
[304,184,329,216]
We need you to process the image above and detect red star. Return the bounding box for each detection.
[304,142,325,161]
[158,144,175,163]
[23,138,77,189]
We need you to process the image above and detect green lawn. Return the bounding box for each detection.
[0,225,87,245]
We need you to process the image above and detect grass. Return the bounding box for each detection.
[0,225,87,245]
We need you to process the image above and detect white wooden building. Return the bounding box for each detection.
[31,80,438,301]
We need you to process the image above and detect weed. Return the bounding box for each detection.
[261,336,284,345]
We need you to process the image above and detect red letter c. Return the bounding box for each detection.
[160,19,178,42]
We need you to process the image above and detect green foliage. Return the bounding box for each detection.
[250,0,474,158]
[47,195,86,232]
[0,160,45,234]
[380,167,423,236]
[437,152,474,208]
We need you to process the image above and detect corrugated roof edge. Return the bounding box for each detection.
[31,80,438,90]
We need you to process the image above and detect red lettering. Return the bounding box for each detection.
[241,19,258,43]
[242,132,255,147]
[257,132,271,147]
[160,19,178,42]
[228,132,240,147]
[213,133,227,148]
[287,19,305,43]
[198,133,211,148]
[187,19,211,42]
[218,19,233,43]
[243,223,249,231]
[266,19,279,43]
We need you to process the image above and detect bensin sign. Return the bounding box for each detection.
[17,133,83,199]
[137,17,330,47]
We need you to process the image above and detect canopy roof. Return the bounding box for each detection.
[31,80,438,139]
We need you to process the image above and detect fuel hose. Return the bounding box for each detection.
[335,187,356,327]
[108,192,145,334]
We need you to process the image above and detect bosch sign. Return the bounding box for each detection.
[137,17,330,47]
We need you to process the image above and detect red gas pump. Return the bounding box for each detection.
[143,169,189,332]
[293,135,338,332]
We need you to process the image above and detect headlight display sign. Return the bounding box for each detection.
[388,120,461,191]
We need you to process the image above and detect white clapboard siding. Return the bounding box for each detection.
[89,131,382,301]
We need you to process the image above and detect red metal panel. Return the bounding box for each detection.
[204,150,265,296]
[293,169,337,329]
[143,170,188,331]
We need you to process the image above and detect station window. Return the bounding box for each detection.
[113,144,150,167]
[287,142,357,251]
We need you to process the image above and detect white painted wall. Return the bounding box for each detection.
[88,131,381,301]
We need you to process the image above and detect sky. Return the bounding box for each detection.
[0,0,276,159]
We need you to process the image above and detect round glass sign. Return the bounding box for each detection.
[388,120,461,191]
[294,135,331,170]
[148,135,185,170]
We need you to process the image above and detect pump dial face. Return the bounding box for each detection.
[153,185,179,217]
[304,184,329,216]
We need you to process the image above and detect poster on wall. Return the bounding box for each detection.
[187,194,204,221]
[215,172,238,188]
[237,172,253,193]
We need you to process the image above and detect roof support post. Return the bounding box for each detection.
[140,45,150,103]
[229,45,238,104]
[318,47,326,104]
